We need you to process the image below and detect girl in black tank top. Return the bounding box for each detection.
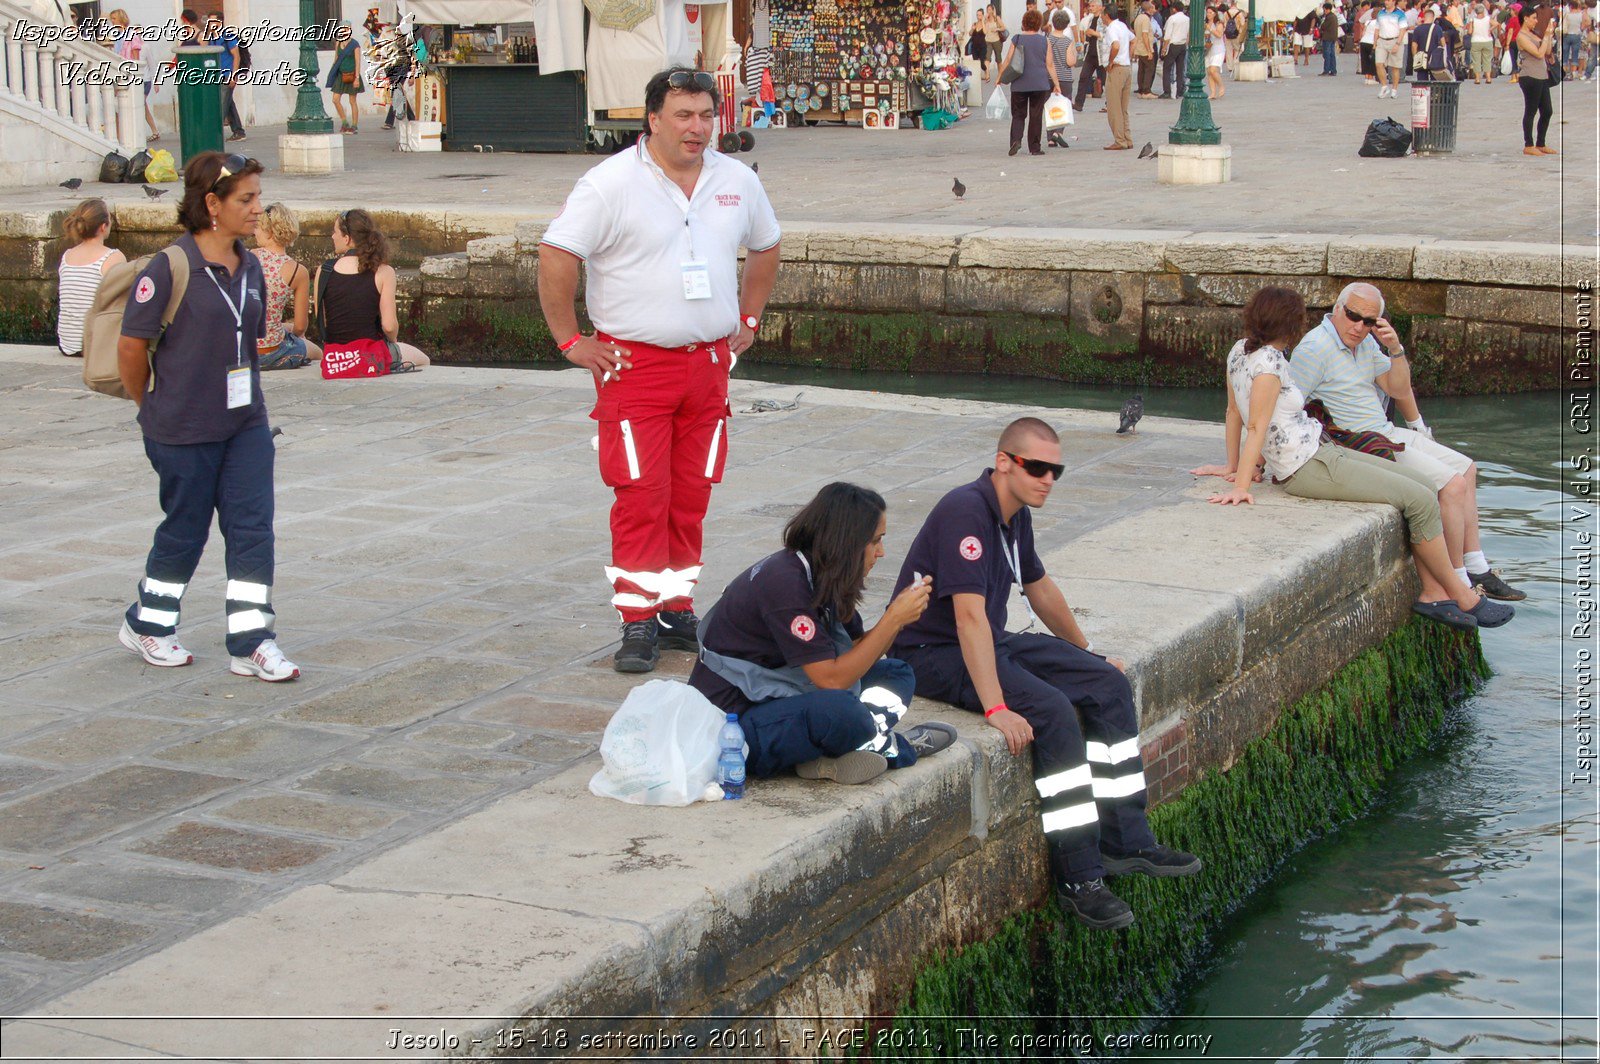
[320,264,384,344]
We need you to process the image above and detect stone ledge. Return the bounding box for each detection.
[1413,241,1599,288]
[958,227,1178,273]
[12,399,1422,1057]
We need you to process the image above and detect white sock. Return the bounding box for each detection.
[1455,567,1470,587]
[1464,550,1490,575]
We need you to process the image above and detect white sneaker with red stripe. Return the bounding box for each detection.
[229,639,300,682]
[119,619,194,667]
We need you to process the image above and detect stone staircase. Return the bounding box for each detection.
[0,0,146,188]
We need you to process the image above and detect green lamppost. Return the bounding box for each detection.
[1169,0,1220,145]
[287,0,333,133]
[1240,0,1263,61]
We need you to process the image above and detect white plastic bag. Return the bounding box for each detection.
[1043,91,1074,129]
[984,86,1009,119]
[589,680,731,806]
[1499,48,1512,75]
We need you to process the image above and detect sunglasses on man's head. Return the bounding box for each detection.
[1005,452,1066,479]
[667,70,717,92]
[1341,306,1380,328]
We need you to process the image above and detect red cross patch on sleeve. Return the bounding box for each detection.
[959,535,984,561]
[790,615,816,641]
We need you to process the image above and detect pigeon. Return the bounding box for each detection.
[952,176,966,200]
[270,427,283,439]
[59,177,83,193]
[1116,394,1145,434]
[751,161,759,174]
[1137,141,1155,159]
[142,184,167,199]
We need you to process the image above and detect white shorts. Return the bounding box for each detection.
[1294,32,1314,46]
[1388,426,1474,490]
[1374,35,1405,67]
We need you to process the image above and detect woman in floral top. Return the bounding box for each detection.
[1191,286,1513,632]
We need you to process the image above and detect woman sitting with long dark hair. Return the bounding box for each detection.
[689,482,957,785]
[315,208,431,372]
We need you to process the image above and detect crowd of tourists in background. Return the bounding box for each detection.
[967,0,1593,151]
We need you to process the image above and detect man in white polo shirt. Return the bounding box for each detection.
[539,67,782,673]
[1101,5,1136,149]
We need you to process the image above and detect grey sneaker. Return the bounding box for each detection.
[795,750,888,785]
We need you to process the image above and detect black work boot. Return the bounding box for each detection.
[656,608,700,651]
[613,619,659,673]
[1100,843,1204,878]
[1056,877,1134,930]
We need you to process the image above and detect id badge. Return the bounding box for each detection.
[681,260,712,301]
[226,366,252,409]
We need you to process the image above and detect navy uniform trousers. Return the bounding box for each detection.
[737,658,919,778]
[125,424,278,658]
[900,633,1156,882]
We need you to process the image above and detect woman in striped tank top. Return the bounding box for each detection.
[56,199,125,357]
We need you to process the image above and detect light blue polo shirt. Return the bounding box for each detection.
[1289,314,1393,434]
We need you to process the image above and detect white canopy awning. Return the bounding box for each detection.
[400,0,533,25]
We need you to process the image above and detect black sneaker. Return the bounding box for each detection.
[613,620,659,673]
[656,609,700,651]
[1100,843,1204,878]
[1056,878,1134,930]
[1469,569,1526,601]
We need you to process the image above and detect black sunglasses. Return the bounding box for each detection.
[210,153,254,193]
[1005,452,1066,479]
[1341,306,1380,328]
[667,70,717,92]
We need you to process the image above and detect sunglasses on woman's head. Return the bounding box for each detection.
[1005,452,1066,479]
[1341,306,1380,327]
[210,153,253,192]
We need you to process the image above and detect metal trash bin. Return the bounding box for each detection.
[1409,79,1461,153]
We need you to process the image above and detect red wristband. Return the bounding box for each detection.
[557,334,582,352]
[984,703,1008,719]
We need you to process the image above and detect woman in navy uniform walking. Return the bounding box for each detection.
[117,151,299,682]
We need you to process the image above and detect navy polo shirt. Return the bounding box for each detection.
[890,470,1046,648]
[122,234,268,446]
[689,550,865,714]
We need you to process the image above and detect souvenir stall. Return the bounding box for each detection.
[759,0,966,126]
[395,0,731,151]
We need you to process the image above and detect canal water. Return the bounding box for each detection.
[735,367,1596,1062]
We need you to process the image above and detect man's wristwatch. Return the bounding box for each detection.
[741,314,760,331]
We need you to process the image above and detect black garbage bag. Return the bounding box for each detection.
[99,150,129,183]
[1358,117,1412,158]
[125,149,151,184]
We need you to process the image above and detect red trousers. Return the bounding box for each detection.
[591,335,731,622]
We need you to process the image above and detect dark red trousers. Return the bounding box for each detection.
[591,334,731,622]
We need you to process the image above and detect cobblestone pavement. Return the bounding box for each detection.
[12,56,1599,241]
[0,342,1217,1015]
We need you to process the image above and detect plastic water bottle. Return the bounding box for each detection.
[718,713,746,801]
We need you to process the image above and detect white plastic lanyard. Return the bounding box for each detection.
[998,522,1037,628]
[205,266,246,367]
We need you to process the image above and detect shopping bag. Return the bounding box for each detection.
[589,680,730,806]
[1043,91,1074,128]
[999,43,1026,84]
[321,337,394,378]
[1357,115,1412,157]
[144,149,178,183]
[1499,48,1511,74]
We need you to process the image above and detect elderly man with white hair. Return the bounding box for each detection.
[1290,281,1526,602]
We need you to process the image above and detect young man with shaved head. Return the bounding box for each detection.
[1290,282,1525,601]
[890,418,1201,930]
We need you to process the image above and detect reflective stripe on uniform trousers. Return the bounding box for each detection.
[1035,762,1098,836]
[605,565,704,610]
[1086,736,1148,799]
[857,684,905,759]
[135,576,187,632]
[224,579,274,636]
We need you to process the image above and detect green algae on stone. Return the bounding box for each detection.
[871,618,1489,1061]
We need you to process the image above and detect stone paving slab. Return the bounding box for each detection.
[10,59,1598,243]
[0,340,1420,1053]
